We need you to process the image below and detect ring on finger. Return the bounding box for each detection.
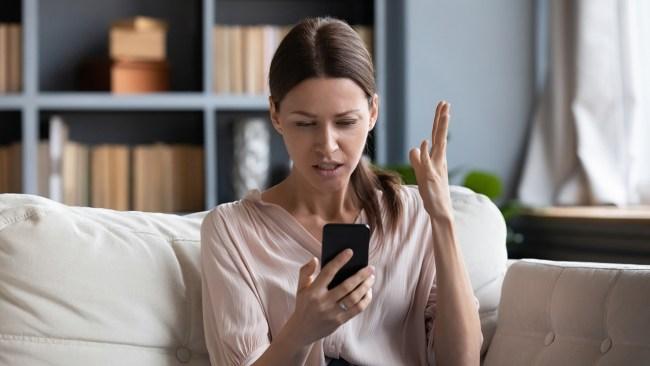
[338,302,348,311]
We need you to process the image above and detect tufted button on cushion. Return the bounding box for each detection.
[600,338,612,354]
[543,332,555,346]
[176,346,192,363]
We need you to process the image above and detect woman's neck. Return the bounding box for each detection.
[263,172,360,223]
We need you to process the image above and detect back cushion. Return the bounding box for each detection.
[0,194,210,366]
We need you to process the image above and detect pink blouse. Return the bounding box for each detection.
[201,185,459,365]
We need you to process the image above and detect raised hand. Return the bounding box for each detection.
[408,101,453,218]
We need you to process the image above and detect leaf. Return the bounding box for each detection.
[382,164,417,185]
[462,170,502,200]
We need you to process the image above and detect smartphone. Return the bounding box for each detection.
[321,223,370,290]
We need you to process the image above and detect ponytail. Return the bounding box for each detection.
[350,159,403,239]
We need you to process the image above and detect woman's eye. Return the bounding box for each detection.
[296,121,315,127]
[337,119,357,126]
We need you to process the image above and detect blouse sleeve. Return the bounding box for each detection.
[201,209,270,366]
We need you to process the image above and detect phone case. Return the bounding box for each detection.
[321,223,370,289]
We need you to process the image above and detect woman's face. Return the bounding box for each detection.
[270,77,378,193]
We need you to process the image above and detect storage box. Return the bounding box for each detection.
[111,60,169,94]
[110,17,167,61]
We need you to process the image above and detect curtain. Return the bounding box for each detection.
[518,0,650,206]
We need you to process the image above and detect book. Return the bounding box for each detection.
[132,143,203,212]
[243,26,264,94]
[228,27,244,94]
[63,142,89,206]
[8,23,21,92]
[0,142,22,193]
[213,25,231,94]
[91,145,130,210]
[0,24,7,93]
[132,144,160,211]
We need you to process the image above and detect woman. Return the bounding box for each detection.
[201,17,482,366]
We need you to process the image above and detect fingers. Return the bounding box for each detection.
[433,102,450,162]
[337,287,374,323]
[432,101,443,147]
[298,257,319,291]
[313,249,353,289]
[409,147,421,169]
[420,139,431,168]
[328,265,375,301]
[336,271,375,309]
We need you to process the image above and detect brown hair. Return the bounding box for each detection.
[269,17,403,237]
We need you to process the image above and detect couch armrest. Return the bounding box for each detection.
[483,259,650,366]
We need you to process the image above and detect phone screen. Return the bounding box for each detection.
[321,223,370,290]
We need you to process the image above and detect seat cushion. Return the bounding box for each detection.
[0,194,210,366]
[483,259,650,366]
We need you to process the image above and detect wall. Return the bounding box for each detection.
[398,0,535,199]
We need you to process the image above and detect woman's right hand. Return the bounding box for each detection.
[282,249,375,347]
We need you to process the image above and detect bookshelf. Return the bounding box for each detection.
[0,0,393,211]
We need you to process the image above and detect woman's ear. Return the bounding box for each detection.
[269,96,283,135]
[369,94,379,131]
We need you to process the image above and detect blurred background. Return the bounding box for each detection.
[1,0,649,264]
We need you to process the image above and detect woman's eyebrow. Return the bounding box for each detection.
[334,109,361,117]
[290,111,317,117]
[289,109,361,117]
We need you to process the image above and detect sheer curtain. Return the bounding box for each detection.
[518,0,650,206]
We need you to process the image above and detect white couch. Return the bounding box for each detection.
[1,187,648,366]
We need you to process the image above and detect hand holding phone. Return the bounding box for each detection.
[321,223,370,290]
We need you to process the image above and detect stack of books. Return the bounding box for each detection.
[43,116,204,212]
[212,25,373,95]
[0,23,22,93]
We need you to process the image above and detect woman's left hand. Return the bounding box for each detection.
[409,101,453,218]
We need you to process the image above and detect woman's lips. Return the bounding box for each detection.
[313,163,344,177]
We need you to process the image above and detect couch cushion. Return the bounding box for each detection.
[483,259,650,366]
[0,194,210,366]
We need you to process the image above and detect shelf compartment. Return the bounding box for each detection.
[38,0,203,92]
[0,111,22,193]
[216,110,289,204]
[38,110,205,212]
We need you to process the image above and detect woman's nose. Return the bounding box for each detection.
[315,125,339,154]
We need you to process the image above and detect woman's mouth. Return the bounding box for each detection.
[313,163,344,177]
